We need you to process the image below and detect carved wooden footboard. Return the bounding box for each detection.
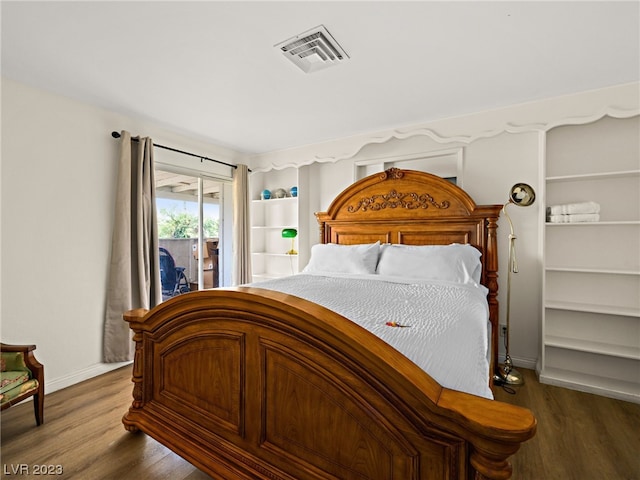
[123,287,536,480]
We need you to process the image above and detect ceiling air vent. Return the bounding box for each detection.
[275,25,349,73]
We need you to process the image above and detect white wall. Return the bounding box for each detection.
[247,82,640,369]
[1,78,243,393]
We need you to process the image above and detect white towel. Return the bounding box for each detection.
[547,201,600,215]
[547,213,600,223]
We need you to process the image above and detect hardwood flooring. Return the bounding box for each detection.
[493,369,640,480]
[1,366,639,479]
[1,365,211,480]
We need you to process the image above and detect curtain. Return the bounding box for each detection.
[232,164,252,285]
[103,131,162,362]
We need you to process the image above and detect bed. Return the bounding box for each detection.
[122,168,536,480]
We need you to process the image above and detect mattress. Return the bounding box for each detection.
[251,273,493,399]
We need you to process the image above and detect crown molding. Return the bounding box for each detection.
[250,104,639,174]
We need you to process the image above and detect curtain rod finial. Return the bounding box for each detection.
[111,131,121,138]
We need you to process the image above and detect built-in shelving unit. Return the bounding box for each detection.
[250,167,306,282]
[541,115,640,403]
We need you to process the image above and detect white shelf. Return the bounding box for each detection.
[252,197,298,203]
[250,168,302,280]
[251,225,297,230]
[545,335,640,360]
[546,169,640,182]
[541,115,640,403]
[545,300,640,318]
[546,221,640,226]
[545,266,640,275]
[539,367,640,403]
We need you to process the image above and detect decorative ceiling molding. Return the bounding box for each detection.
[250,104,639,173]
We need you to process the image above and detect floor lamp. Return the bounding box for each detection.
[495,183,536,386]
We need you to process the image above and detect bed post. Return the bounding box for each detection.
[317,216,326,243]
[122,308,148,433]
[470,443,516,480]
[486,215,500,377]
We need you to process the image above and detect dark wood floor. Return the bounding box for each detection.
[493,369,640,480]
[1,366,639,479]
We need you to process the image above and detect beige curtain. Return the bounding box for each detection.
[103,131,162,362]
[232,164,252,285]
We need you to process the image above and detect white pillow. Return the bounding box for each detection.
[376,243,482,284]
[302,242,381,275]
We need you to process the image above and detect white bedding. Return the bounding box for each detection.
[251,273,493,399]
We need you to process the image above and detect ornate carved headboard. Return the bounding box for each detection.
[315,168,502,370]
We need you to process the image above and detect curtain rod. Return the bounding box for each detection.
[111,131,238,170]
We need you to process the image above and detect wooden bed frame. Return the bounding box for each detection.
[123,168,536,480]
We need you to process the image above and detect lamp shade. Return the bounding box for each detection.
[282,228,298,255]
[508,183,536,207]
[281,228,297,239]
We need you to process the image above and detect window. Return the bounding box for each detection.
[354,148,463,186]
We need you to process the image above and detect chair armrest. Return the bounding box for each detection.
[0,344,43,383]
[0,343,36,353]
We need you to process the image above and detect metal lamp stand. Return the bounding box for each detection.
[494,182,536,386]
[495,205,524,385]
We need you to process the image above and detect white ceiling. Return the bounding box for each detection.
[2,1,638,154]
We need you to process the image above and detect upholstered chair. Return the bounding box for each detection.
[1,343,44,425]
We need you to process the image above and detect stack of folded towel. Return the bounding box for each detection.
[547,201,600,223]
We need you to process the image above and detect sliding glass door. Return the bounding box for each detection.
[155,168,225,300]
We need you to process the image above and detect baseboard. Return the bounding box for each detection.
[45,361,132,394]
[497,354,538,371]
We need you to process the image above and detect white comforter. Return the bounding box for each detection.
[250,273,493,399]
